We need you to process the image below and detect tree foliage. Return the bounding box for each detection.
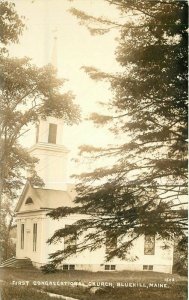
[0,1,80,261]
[0,2,80,200]
[0,1,24,49]
[0,198,16,261]
[0,56,80,199]
[0,1,25,261]
[47,0,187,265]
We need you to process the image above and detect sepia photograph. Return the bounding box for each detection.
[0,0,188,299]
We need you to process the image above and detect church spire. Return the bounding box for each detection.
[51,29,58,69]
[29,30,70,190]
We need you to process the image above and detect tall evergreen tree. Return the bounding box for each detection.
[48,0,188,264]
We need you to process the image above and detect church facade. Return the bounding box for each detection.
[15,117,174,273]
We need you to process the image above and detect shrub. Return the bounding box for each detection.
[40,263,57,274]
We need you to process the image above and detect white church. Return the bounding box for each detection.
[14,116,174,274]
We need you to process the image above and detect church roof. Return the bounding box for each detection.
[15,181,75,213]
[34,187,75,209]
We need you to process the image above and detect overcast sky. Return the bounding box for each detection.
[9,0,122,176]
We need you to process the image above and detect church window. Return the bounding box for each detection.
[48,123,57,144]
[21,224,24,249]
[33,223,37,252]
[62,264,75,270]
[63,265,69,270]
[64,225,77,254]
[69,265,75,270]
[36,125,39,143]
[144,234,155,255]
[105,265,116,271]
[143,265,153,271]
[106,231,117,255]
[25,197,33,205]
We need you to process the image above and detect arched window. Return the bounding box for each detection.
[144,234,155,255]
[25,197,34,205]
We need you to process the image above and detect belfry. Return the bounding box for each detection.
[30,117,69,191]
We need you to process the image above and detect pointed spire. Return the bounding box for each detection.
[51,29,58,68]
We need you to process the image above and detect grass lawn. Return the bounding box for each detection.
[1,286,64,300]
[0,268,187,300]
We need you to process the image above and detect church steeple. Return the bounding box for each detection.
[29,35,69,191]
[51,34,58,69]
